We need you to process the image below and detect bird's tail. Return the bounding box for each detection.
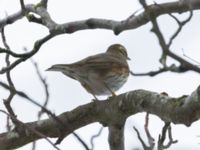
[46,64,70,72]
[46,64,77,80]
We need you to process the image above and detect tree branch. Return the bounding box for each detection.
[0,34,53,74]
[139,0,200,74]
[1,27,19,128]
[0,86,200,149]
[0,81,90,149]
[133,113,155,150]
[0,110,61,150]
[130,64,189,77]
[157,122,178,150]
[0,1,200,33]
[108,121,125,150]
[90,126,104,150]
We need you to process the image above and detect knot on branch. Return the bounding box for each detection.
[86,19,97,29]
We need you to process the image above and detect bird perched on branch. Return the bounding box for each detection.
[47,44,130,100]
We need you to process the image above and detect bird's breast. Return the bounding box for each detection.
[86,66,129,95]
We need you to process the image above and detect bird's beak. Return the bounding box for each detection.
[127,57,131,60]
[46,64,67,72]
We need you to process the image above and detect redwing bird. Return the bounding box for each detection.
[47,44,130,100]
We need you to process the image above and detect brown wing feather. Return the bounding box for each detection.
[69,53,128,69]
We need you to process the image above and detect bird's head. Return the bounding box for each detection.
[106,44,130,60]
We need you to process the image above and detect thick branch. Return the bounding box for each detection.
[0,1,200,34]
[108,122,125,150]
[0,86,200,149]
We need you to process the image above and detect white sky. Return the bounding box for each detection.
[0,0,200,150]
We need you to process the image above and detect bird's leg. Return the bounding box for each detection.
[103,82,116,97]
[81,83,99,101]
[91,93,99,101]
[87,86,99,101]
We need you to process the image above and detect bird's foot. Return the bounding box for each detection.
[91,94,100,101]
[107,93,117,100]
[92,98,99,102]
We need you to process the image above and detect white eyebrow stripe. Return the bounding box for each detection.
[118,47,128,57]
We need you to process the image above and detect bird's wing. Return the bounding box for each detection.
[70,53,128,69]
[67,53,129,77]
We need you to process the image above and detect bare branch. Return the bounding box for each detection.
[144,113,155,148]
[0,81,60,123]
[0,47,32,58]
[32,141,36,150]
[0,1,200,33]
[157,122,178,150]
[133,113,155,150]
[1,27,19,127]
[0,86,199,149]
[0,80,90,149]
[158,122,170,149]
[130,64,189,77]
[151,2,193,48]
[133,126,151,150]
[182,49,200,65]
[167,10,193,47]
[108,122,126,150]
[90,126,104,150]
[72,132,90,150]
[0,109,61,150]
[27,56,49,118]
[0,34,53,74]
[163,125,178,149]
[139,0,200,74]
[22,49,50,150]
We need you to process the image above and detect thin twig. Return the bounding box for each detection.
[0,34,53,74]
[1,27,19,127]
[133,126,152,150]
[23,47,50,149]
[182,49,200,65]
[167,10,193,47]
[130,64,188,77]
[23,47,50,119]
[34,61,49,118]
[157,122,177,150]
[90,126,104,150]
[162,125,178,149]
[144,113,155,148]
[72,132,90,150]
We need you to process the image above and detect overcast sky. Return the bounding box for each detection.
[1,0,200,150]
